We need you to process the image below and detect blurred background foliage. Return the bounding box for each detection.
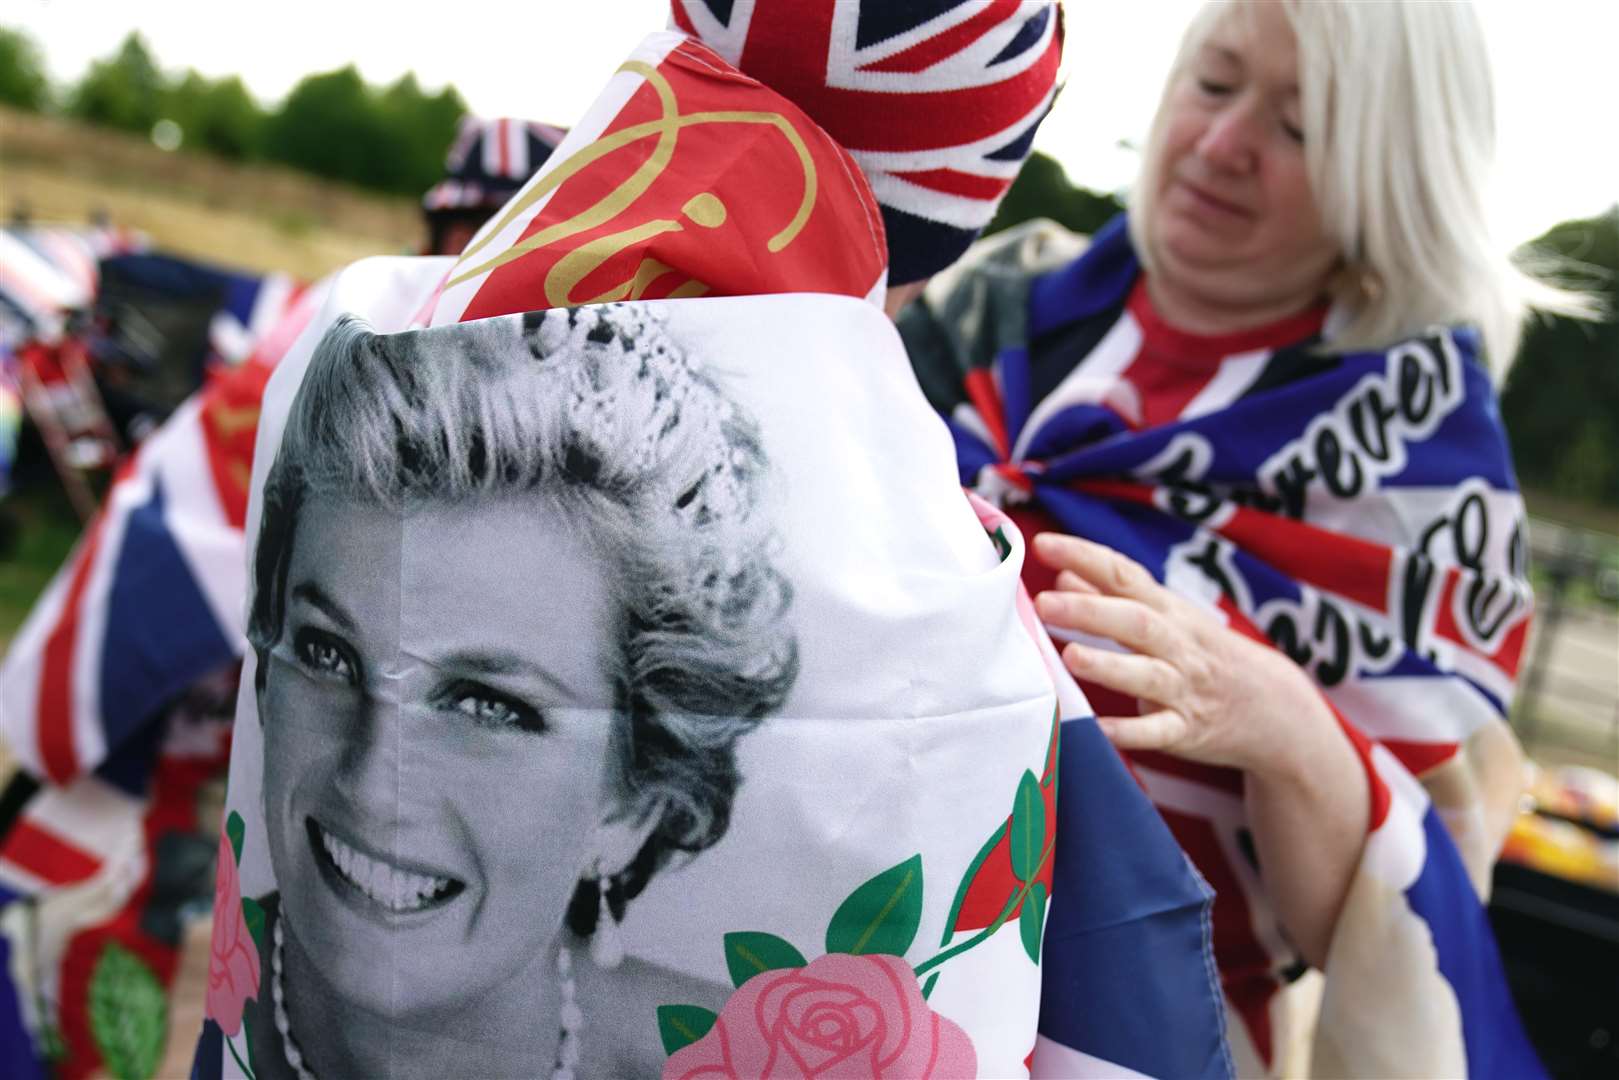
[1,27,464,194]
[1499,210,1619,510]
[0,23,1614,518]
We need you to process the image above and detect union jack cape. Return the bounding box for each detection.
[899,215,1547,1078]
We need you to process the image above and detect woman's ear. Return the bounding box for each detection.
[589,801,664,879]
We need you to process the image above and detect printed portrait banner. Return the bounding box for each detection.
[198,278,1062,1079]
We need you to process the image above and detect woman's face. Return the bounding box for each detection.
[259,494,619,1020]
[1147,3,1340,309]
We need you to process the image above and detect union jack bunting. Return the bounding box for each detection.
[671,0,1062,284]
[900,215,1546,1078]
[0,230,91,342]
[0,675,234,1080]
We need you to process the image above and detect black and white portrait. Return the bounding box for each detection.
[238,303,798,1078]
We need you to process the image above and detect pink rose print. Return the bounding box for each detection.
[665,953,976,1079]
[205,830,260,1036]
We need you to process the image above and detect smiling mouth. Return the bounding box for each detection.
[306,818,464,914]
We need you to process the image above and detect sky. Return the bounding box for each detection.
[8,0,1617,247]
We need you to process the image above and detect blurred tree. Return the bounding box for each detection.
[69,32,167,133]
[163,72,266,160]
[983,151,1125,240]
[262,67,464,194]
[262,66,380,187]
[1501,207,1619,507]
[376,74,466,196]
[0,26,51,111]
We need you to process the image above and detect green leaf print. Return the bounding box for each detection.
[242,895,266,951]
[1009,769,1045,883]
[1019,881,1048,965]
[723,931,808,988]
[226,810,245,863]
[825,854,923,958]
[88,942,167,1080]
[657,1004,718,1055]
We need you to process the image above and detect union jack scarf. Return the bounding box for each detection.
[900,215,1547,1078]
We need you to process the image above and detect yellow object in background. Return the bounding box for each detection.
[1500,762,1619,893]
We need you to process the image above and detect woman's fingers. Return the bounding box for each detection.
[1061,642,1184,706]
[1033,533,1171,610]
[1053,569,1101,596]
[1035,590,1176,657]
[1096,710,1191,752]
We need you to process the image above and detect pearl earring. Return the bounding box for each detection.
[590,867,624,970]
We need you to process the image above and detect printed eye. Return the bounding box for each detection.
[294,628,358,683]
[1196,78,1233,97]
[444,683,547,734]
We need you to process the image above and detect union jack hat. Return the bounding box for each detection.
[421,117,569,215]
[671,0,1063,284]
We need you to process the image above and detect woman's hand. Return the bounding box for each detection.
[1030,532,1328,780]
[1030,531,1369,967]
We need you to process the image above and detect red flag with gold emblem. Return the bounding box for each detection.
[433,35,886,325]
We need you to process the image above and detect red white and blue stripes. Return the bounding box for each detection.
[0,279,323,791]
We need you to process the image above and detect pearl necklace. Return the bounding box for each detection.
[553,944,583,1080]
[268,916,583,1080]
[271,918,317,1080]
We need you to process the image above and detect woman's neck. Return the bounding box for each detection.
[1145,270,1326,338]
[280,917,561,1078]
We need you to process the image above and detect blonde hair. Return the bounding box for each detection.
[1131,0,1595,379]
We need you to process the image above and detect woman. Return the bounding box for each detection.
[901,2,1582,1075]
[238,303,797,1078]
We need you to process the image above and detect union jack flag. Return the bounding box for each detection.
[0,276,321,1078]
[671,0,1062,283]
[0,284,319,789]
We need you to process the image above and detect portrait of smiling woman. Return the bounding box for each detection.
[236,303,798,1079]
